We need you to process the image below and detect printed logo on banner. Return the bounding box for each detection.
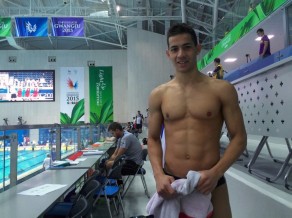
[26,21,37,33]
[15,17,48,37]
[60,67,84,124]
[51,17,84,37]
[66,78,79,104]
[96,70,107,106]
[89,67,113,124]
[66,92,79,105]
[0,22,9,29]
[67,78,78,89]
[0,18,11,37]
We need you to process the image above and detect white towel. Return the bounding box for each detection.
[146,171,213,218]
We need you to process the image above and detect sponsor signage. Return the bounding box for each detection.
[51,17,84,37]
[0,18,11,36]
[15,17,48,37]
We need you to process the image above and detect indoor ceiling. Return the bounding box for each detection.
[0,0,244,50]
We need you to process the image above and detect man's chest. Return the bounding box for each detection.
[161,92,221,121]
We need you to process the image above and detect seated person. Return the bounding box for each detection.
[125,122,132,132]
[106,122,143,175]
[43,153,52,170]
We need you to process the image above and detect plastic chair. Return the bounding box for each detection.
[44,179,100,218]
[93,157,125,218]
[122,149,150,198]
[64,170,100,203]
[69,196,91,218]
[284,165,292,189]
[44,196,91,218]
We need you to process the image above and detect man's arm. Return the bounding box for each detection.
[148,88,164,178]
[261,40,269,56]
[214,83,247,175]
[213,66,221,74]
[148,86,176,198]
[106,147,126,169]
[108,147,119,161]
[110,147,126,161]
[212,66,222,78]
[260,36,269,56]
[198,82,247,194]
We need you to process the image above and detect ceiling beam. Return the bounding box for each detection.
[189,0,244,18]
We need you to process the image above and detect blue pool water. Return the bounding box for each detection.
[0,150,47,184]
[0,149,73,184]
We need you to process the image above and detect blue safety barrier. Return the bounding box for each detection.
[225,45,292,83]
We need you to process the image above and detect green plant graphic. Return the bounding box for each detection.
[239,16,255,38]
[261,0,276,16]
[197,0,286,70]
[90,100,113,124]
[60,98,85,124]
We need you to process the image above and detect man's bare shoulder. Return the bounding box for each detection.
[208,78,238,100]
[149,81,175,111]
[150,81,173,97]
[208,78,235,91]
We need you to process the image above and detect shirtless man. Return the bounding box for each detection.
[148,23,247,218]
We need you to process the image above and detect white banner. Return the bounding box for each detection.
[60,67,84,123]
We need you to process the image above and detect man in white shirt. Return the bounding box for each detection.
[43,153,52,170]
[136,110,144,133]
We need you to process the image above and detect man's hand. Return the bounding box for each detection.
[155,174,176,199]
[196,170,221,195]
[105,159,114,169]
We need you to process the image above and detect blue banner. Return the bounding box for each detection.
[51,17,84,37]
[15,17,48,37]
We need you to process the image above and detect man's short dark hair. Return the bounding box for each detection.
[257,28,264,33]
[108,122,123,131]
[214,58,220,64]
[167,23,198,47]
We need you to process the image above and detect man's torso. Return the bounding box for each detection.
[136,115,143,124]
[118,131,142,165]
[161,77,224,177]
[259,35,271,55]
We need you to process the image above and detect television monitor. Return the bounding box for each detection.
[0,70,55,102]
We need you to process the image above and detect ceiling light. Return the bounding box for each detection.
[255,35,274,41]
[116,5,121,12]
[224,58,237,62]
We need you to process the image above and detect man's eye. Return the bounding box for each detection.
[183,45,192,49]
[170,48,178,52]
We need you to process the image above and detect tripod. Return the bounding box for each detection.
[246,54,251,63]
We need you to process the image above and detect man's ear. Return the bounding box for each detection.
[196,44,202,54]
[166,49,170,57]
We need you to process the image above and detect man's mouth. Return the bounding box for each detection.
[177,60,188,64]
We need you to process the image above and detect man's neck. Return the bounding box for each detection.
[175,70,203,85]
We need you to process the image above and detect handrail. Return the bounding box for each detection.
[0,123,108,191]
[225,45,292,84]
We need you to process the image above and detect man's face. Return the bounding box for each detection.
[257,31,263,37]
[110,129,122,138]
[166,33,198,73]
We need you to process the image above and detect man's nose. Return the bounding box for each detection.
[177,48,185,56]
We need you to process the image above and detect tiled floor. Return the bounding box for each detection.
[91,130,292,217]
[91,130,155,218]
[91,160,155,217]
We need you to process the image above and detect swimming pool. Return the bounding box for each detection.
[0,148,74,184]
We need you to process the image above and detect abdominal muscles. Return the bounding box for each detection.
[164,119,222,178]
